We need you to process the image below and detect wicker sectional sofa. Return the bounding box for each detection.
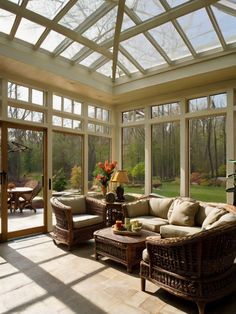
[122,195,236,237]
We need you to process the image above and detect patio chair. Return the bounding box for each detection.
[19,179,41,213]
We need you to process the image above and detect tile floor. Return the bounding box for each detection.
[0,234,235,314]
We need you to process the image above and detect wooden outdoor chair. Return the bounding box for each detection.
[19,179,41,213]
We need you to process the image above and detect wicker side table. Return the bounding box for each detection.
[94,227,157,272]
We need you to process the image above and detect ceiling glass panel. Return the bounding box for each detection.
[125,0,165,21]
[83,7,118,44]
[97,60,112,77]
[60,41,84,59]
[0,9,15,34]
[121,34,166,69]
[118,52,138,73]
[80,52,103,67]
[41,30,66,52]
[8,0,23,5]
[149,22,191,60]
[212,5,236,44]
[121,13,136,31]
[15,18,45,45]
[59,0,104,30]
[166,0,191,8]
[177,9,221,53]
[27,0,69,20]
[219,0,236,10]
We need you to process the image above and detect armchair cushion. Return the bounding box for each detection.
[149,197,174,219]
[126,199,149,217]
[202,207,227,229]
[168,199,199,226]
[58,196,86,214]
[160,224,201,238]
[72,214,103,229]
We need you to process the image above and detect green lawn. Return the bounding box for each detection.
[126,182,226,203]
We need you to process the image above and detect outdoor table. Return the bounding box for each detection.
[8,187,33,212]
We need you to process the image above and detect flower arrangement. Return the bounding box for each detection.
[96,160,117,188]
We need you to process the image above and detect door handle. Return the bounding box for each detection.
[0,171,7,185]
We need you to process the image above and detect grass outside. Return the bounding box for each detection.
[126,182,226,203]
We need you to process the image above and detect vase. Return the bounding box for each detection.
[101,185,107,196]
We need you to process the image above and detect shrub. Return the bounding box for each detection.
[70,165,82,189]
[53,168,67,191]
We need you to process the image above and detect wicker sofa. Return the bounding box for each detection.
[50,195,107,250]
[140,222,236,314]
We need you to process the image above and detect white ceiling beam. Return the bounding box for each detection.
[112,0,125,81]
[213,3,236,17]
[0,0,113,60]
[206,6,227,49]
[119,0,219,43]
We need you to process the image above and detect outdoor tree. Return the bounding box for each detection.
[70,165,82,189]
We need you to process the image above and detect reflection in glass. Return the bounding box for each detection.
[152,103,180,117]
[189,97,208,112]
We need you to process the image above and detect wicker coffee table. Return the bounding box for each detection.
[94,227,157,272]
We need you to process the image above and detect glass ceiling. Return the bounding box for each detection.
[0,0,235,82]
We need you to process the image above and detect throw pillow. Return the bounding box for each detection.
[168,200,199,227]
[149,197,174,219]
[205,212,236,229]
[202,207,227,229]
[58,196,86,214]
[126,199,149,217]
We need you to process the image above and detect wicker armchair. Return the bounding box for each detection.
[140,222,236,314]
[50,196,107,250]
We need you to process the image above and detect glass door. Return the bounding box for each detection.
[0,123,47,240]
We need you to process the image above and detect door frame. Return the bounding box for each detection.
[0,121,48,241]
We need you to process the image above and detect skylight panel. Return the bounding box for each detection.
[212,6,236,44]
[83,7,118,44]
[59,0,104,30]
[121,13,136,31]
[60,41,84,59]
[166,0,191,8]
[177,9,221,53]
[96,60,113,77]
[80,52,103,67]
[118,52,138,73]
[121,34,166,70]
[149,22,191,60]
[41,30,66,52]
[0,9,15,34]
[26,0,69,20]
[8,0,23,5]
[219,0,236,10]
[125,0,165,21]
[15,18,45,45]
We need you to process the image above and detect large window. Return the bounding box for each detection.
[189,115,226,202]
[122,126,145,194]
[152,122,180,197]
[52,132,83,193]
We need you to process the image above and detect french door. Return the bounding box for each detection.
[0,122,47,241]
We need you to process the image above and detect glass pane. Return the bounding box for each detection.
[122,111,134,123]
[73,120,82,130]
[15,18,45,45]
[63,118,72,128]
[41,30,66,52]
[88,105,95,118]
[212,5,236,44]
[122,126,145,195]
[74,101,82,115]
[152,122,180,197]
[88,135,111,192]
[8,82,16,99]
[210,93,227,108]
[121,34,166,69]
[7,128,45,232]
[149,22,191,60]
[32,89,44,105]
[103,109,109,122]
[96,108,102,120]
[189,116,226,202]
[189,97,208,112]
[0,9,15,34]
[53,95,62,111]
[118,52,138,73]
[18,85,29,102]
[152,102,180,117]
[88,123,95,131]
[96,60,113,78]
[166,0,191,7]
[52,115,62,126]
[8,106,44,123]
[80,52,103,67]
[178,9,221,53]
[64,98,72,112]
[135,109,145,121]
[125,0,165,21]
[27,0,69,20]
[60,42,84,59]
[52,132,83,194]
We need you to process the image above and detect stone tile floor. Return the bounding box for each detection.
[0,234,235,314]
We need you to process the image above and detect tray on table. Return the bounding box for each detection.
[112,226,142,236]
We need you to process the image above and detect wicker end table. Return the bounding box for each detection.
[94,227,157,272]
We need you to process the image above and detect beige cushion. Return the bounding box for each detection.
[149,197,174,219]
[195,204,216,226]
[202,207,227,229]
[160,224,201,238]
[205,212,236,229]
[131,216,168,233]
[168,199,199,227]
[72,214,103,228]
[126,199,149,217]
[58,196,86,214]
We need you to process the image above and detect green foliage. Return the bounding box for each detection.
[53,168,67,192]
[218,164,226,177]
[131,162,145,182]
[70,165,82,189]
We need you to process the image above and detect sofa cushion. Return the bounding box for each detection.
[202,207,227,229]
[126,199,149,217]
[160,224,202,238]
[58,196,86,214]
[205,212,236,229]
[168,199,199,227]
[195,204,216,226]
[149,197,174,219]
[131,216,168,233]
[72,214,103,228]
